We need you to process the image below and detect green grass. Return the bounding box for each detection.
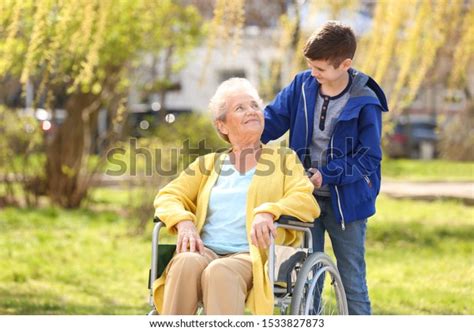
[382,158,474,181]
[366,196,474,314]
[0,192,473,314]
[0,206,151,314]
[312,195,473,315]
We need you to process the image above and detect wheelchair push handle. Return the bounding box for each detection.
[275,215,314,228]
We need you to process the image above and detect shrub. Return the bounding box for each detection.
[0,106,45,207]
[438,106,474,161]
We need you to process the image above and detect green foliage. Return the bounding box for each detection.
[0,0,204,96]
[0,106,45,206]
[154,113,228,161]
[0,106,43,162]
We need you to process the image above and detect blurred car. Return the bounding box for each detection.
[386,116,438,159]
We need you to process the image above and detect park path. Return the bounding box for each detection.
[381,180,474,204]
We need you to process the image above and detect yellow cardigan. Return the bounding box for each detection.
[152,144,320,315]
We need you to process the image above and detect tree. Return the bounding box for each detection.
[0,0,203,207]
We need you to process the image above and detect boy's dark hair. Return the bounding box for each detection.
[303,21,356,68]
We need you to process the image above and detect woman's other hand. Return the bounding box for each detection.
[250,212,277,249]
[176,220,204,254]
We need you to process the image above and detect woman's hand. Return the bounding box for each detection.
[176,220,204,254]
[250,212,277,249]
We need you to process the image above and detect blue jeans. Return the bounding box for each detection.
[311,196,371,315]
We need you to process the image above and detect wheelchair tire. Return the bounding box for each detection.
[290,252,348,315]
[148,308,158,315]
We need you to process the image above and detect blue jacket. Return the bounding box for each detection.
[262,68,388,228]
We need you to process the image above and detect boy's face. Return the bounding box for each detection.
[306,58,352,84]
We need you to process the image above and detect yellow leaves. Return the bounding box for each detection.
[2,0,134,96]
[68,0,96,58]
[403,1,448,109]
[69,0,111,94]
[277,14,299,73]
[111,99,127,130]
[357,0,388,75]
[206,0,246,54]
[355,0,471,115]
[200,0,246,83]
[61,164,77,178]
[389,0,432,111]
[372,1,408,84]
[48,1,78,66]
[229,0,245,55]
[309,0,360,20]
[91,82,102,95]
[258,13,296,101]
[449,4,474,88]
[0,0,23,75]
[20,0,53,85]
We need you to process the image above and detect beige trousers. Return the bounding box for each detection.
[162,247,253,315]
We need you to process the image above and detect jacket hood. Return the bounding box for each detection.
[349,68,389,112]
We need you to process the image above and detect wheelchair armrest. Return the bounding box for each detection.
[275,215,314,228]
[149,217,172,294]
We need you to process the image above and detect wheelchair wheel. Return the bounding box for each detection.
[290,252,348,315]
[148,308,158,315]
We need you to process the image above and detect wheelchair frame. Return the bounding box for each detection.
[148,216,348,315]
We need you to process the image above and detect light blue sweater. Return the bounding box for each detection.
[201,156,254,254]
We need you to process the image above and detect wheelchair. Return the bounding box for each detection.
[148,215,348,315]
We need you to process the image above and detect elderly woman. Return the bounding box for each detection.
[152,78,319,315]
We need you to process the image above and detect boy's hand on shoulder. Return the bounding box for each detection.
[308,168,323,189]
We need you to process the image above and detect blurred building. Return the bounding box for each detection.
[157,27,278,112]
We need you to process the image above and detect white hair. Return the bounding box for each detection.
[208,77,263,142]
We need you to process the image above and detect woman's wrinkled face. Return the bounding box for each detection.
[217,92,264,144]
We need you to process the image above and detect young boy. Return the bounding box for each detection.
[261,21,388,315]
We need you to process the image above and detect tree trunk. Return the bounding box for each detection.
[45,93,98,208]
